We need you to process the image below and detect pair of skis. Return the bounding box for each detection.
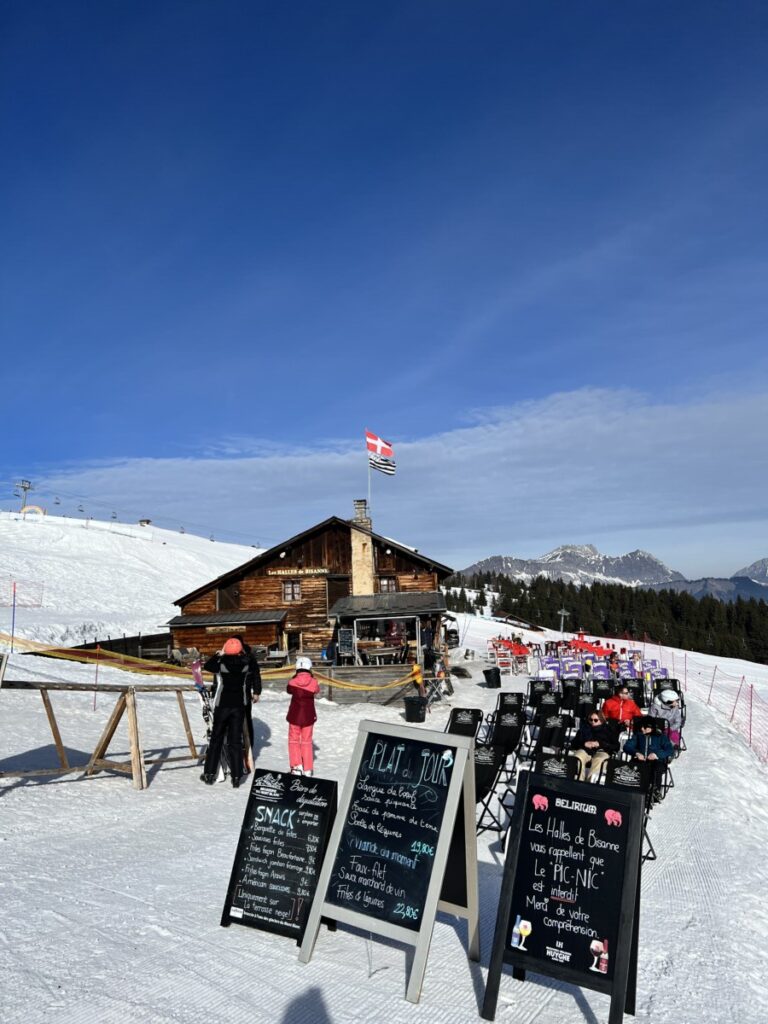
[191,659,231,782]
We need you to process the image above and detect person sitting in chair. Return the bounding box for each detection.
[602,684,642,727]
[571,709,620,782]
[623,716,674,803]
[649,689,682,745]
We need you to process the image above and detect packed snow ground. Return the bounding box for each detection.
[1,516,768,1023]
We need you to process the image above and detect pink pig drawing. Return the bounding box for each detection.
[605,809,622,827]
[532,794,549,812]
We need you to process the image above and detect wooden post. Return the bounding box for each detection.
[125,688,147,790]
[176,689,198,758]
[86,692,127,775]
[40,689,70,769]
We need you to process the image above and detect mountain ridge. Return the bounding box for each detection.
[460,544,685,587]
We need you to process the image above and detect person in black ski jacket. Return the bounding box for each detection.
[200,637,261,788]
[571,709,621,782]
[623,716,674,802]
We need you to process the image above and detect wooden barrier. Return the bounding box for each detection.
[0,680,201,790]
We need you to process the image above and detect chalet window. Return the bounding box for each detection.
[282,580,302,602]
[379,577,398,593]
[216,582,240,611]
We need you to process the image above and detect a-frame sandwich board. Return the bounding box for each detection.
[298,720,479,1003]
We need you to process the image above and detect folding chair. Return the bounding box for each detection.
[495,691,525,713]
[483,708,525,784]
[474,745,507,835]
[445,707,483,739]
[576,697,597,725]
[592,678,613,704]
[560,679,581,712]
[626,679,646,709]
[533,692,559,718]
[533,752,580,781]
[526,679,551,707]
[604,758,656,862]
[523,717,568,762]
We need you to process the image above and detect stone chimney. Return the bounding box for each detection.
[350,499,374,595]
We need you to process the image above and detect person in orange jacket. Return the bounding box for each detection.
[602,683,642,727]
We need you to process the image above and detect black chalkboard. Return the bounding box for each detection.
[324,731,457,931]
[337,628,355,656]
[220,769,337,941]
[298,721,479,1005]
[483,772,644,1023]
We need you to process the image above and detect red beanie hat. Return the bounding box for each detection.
[223,637,243,655]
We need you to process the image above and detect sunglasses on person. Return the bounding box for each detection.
[589,716,601,723]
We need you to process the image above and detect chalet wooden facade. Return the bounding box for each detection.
[169,501,453,661]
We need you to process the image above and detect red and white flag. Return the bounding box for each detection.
[365,430,394,457]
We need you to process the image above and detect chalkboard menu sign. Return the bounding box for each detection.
[337,628,355,657]
[483,773,643,1024]
[221,769,337,941]
[325,730,456,931]
[299,720,479,1004]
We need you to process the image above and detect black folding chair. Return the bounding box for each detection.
[524,716,568,761]
[576,697,597,725]
[526,678,551,708]
[626,679,646,709]
[532,693,560,721]
[604,758,656,862]
[445,707,483,739]
[533,752,580,781]
[592,679,613,704]
[560,679,581,712]
[483,708,525,783]
[474,744,507,835]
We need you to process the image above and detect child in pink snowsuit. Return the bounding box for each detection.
[287,656,319,776]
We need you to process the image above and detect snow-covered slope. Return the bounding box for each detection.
[2,525,768,1024]
[0,511,258,644]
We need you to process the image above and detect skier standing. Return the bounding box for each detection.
[286,656,319,776]
[200,637,261,788]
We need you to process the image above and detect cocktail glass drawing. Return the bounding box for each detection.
[517,919,532,951]
[589,939,605,971]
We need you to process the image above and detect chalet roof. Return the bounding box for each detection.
[167,610,287,627]
[174,516,453,607]
[328,592,447,619]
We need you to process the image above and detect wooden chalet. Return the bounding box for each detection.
[169,501,453,664]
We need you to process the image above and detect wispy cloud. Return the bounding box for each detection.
[27,384,768,578]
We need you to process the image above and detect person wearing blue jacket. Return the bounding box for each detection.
[623,717,674,802]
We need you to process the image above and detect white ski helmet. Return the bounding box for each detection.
[296,656,313,672]
[659,689,679,705]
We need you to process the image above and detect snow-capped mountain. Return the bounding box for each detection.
[732,557,768,585]
[646,576,768,603]
[460,544,684,587]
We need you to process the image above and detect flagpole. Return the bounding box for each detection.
[368,458,372,515]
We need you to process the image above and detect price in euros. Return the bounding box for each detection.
[410,840,435,857]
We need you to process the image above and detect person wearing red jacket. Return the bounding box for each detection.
[287,656,320,776]
[602,684,642,727]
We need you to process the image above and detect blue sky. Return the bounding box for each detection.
[2,1,767,577]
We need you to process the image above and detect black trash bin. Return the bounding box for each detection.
[483,666,501,688]
[404,695,427,723]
